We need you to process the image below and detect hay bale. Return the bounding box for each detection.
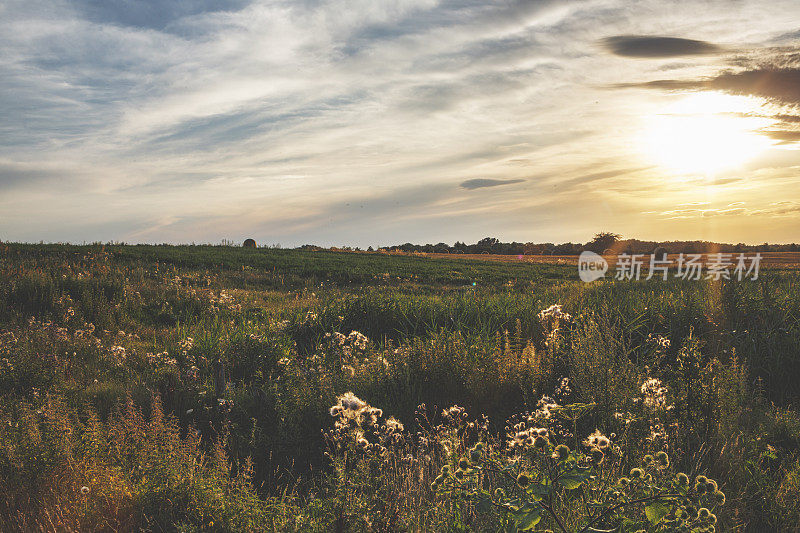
[243,238,257,248]
[652,246,668,259]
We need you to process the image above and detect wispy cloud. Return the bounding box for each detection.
[460,178,524,190]
[2,0,800,245]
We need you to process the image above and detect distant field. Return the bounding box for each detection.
[420,251,800,269]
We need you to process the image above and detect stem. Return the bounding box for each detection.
[540,501,570,533]
[579,492,681,533]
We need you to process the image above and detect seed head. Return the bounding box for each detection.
[554,444,570,460]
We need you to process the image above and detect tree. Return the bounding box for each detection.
[586,232,621,254]
[477,237,500,253]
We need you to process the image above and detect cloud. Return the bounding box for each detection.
[69,0,251,31]
[613,66,800,106]
[763,129,800,143]
[601,35,722,58]
[655,201,800,220]
[460,178,524,190]
[553,166,651,190]
[3,0,800,245]
[707,67,800,104]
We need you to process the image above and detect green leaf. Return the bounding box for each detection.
[557,467,591,490]
[475,491,492,513]
[645,501,670,524]
[514,507,541,530]
[528,481,551,498]
[558,476,584,490]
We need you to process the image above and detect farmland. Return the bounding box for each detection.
[1,243,799,531]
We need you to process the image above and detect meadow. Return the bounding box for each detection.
[1,242,799,532]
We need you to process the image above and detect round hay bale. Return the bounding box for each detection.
[243,238,257,248]
[652,246,668,259]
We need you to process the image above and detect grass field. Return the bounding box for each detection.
[419,251,800,270]
[1,243,799,531]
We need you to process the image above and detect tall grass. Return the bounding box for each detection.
[0,243,799,530]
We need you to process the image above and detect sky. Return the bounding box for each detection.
[2,0,800,247]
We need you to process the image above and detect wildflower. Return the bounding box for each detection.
[698,508,711,519]
[458,457,469,470]
[641,377,670,410]
[347,331,369,351]
[443,406,465,419]
[656,450,669,467]
[384,416,403,433]
[80,486,90,495]
[584,429,611,449]
[553,444,570,460]
[677,472,689,486]
[537,304,572,323]
[630,468,644,479]
[339,392,366,412]
[179,337,194,350]
[534,435,549,449]
[554,377,572,399]
[535,395,560,419]
[713,490,726,505]
[646,333,671,350]
[109,345,127,360]
[516,473,530,487]
[643,454,654,465]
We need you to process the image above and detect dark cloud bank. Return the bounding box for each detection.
[601,35,723,58]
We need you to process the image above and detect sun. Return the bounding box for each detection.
[644,92,772,176]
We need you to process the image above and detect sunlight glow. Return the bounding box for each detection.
[644,92,773,176]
